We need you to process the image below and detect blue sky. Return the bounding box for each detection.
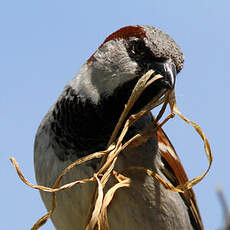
[1,1,230,229]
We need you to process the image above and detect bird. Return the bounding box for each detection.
[34,25,204,230]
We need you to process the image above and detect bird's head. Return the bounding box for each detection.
[70,25,184,113]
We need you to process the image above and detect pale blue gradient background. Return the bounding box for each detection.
[1,1,229,229]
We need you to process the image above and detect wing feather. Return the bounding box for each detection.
[157,127,204,230]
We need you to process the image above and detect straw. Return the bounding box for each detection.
[10,70,213,230]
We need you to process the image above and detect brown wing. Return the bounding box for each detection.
[157,127,204,230]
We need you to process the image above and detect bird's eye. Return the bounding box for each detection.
[133,40,146,54]
[127,39,148,59]
[127,38,169,71]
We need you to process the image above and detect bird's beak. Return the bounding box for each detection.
[153,59,177,89]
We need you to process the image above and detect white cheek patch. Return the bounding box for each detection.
[90,40,138,97]
[67,40,138,104]
[68,64,101,104]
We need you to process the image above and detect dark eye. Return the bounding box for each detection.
[127,38,169,73]
[131,40,146,55]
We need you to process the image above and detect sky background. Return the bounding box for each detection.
[1,1,230,229]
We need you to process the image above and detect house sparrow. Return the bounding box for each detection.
[34,25,204,230]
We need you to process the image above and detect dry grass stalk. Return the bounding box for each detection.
[10,69,213,230]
